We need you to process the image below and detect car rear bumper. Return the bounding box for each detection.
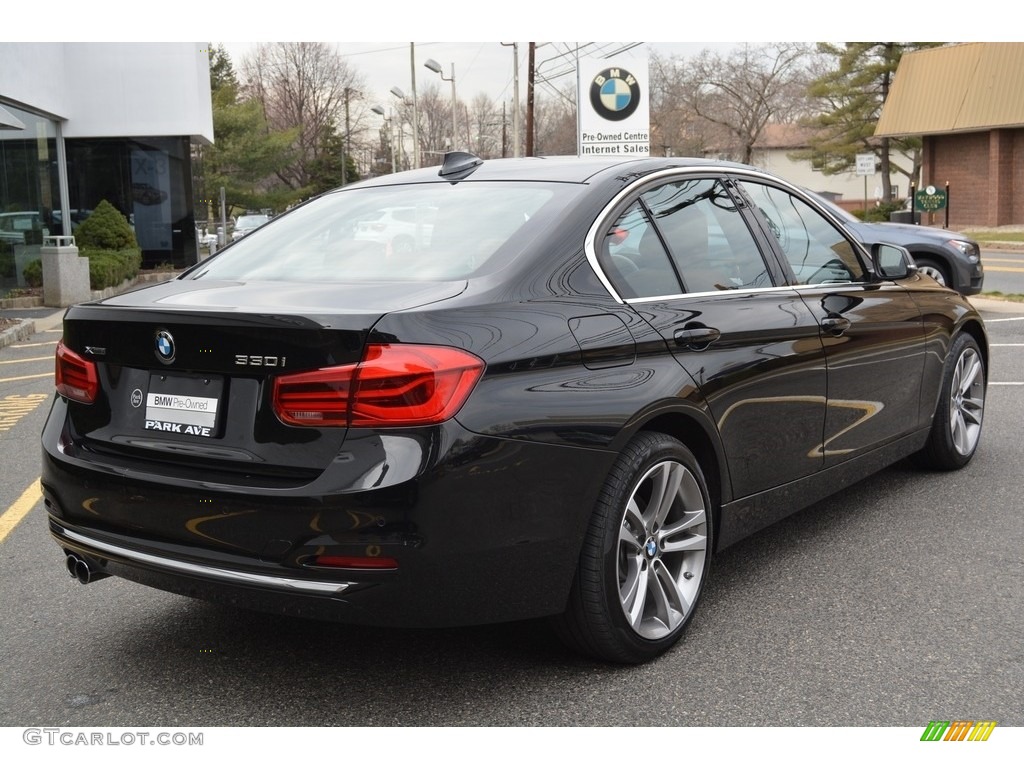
[42,409,615,627]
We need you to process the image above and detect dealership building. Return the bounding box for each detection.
[0,43,213,287]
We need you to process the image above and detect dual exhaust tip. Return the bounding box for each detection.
[64,553,110,585]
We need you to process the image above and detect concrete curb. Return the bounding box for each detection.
[0,318,38,348]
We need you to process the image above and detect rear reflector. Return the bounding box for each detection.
[272,344,484,428]
[311,555,399,570]
[55,341,99,404]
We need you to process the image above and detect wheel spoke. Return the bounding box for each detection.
[649,559,688,631]
[961,396,984,425]
[620,560,649,629]
[659,510,707,553]
[619,499,646,552]
[644,462,685,530]
[957,352,983,395]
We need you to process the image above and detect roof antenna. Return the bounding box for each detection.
[439,151,483,181]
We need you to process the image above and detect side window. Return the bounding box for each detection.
[599,202,683,299]
[641,178,773,292]
[740,182,865,284]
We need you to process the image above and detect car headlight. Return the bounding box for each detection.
[948,240,980,261]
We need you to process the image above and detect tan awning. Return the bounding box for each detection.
[875,43,1024,137]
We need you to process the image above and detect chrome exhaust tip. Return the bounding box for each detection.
[64,552,110,585]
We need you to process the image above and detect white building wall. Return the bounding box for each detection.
[0,42,212,142]
[0,43,69,117]
[752,148,914,203]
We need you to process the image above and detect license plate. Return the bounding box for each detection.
[144,374,222,437]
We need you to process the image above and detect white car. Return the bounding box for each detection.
[353,206,436,253]
[232,214,271,241]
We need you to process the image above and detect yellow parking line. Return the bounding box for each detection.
[0,479,41,544]
[11,341,57,349]
[0,356,52,365]
[0,373,52,383]
[984,266,1024,273]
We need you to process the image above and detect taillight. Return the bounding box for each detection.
[55,341,99,404]
[272,344,484,428]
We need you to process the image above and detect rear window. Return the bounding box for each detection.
[190,182,577,282]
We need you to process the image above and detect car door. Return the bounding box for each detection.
[596,174,829,499]
[735,178,926,465]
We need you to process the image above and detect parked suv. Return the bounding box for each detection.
[807,192,983,295]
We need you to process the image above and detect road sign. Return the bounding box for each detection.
[855,154,875,176]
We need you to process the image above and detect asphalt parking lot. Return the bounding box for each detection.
[0,293,1021,737]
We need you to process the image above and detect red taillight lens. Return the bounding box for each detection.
[272,344,484,428]
[55,341,99,404]
[271,364,356,427]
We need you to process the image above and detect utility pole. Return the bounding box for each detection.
[526,42,535,157]
[502,102,508,158]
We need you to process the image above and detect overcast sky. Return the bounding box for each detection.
[15,0,999,111]
[221,42,738,111]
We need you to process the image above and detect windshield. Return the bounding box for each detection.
[236,215,270,229]
[190,182,579,282]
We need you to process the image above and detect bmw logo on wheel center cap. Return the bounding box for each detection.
[645,539,658,558]
[155,330,175,364]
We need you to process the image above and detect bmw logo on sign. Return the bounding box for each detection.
[590,67,641,122]
[155,330,175,364]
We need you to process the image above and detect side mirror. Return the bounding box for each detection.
[871,242,916,280]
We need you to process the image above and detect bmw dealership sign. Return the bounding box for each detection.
[578,52,650,156]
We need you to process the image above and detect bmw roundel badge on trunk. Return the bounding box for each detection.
[155,330,175,364]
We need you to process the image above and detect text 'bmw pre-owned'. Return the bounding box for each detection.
[43,153,987,664]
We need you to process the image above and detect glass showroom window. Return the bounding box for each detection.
[0,102,60,291]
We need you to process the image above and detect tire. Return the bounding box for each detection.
[914,257,951,289]
[553,432,713,664]
[920,333,986,470]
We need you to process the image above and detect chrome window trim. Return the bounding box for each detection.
[584,164,869,304]
[57,527,354,595]
[620,282,858,305]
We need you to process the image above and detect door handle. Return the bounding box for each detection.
[674,326,721,350]
[820,316,851,336]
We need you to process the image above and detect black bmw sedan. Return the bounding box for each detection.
[43,154,988,664]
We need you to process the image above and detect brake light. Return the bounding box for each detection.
[55,341,99,404]
[272,344,484,428]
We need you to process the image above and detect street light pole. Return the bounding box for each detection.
[409,43,420,169]
[425,58,458,151]
[371,106,395,173]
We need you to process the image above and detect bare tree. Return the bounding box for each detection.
[466,93,502,158]
[669,43,814,164]
[241,42,366,193]
[533,81,576,156]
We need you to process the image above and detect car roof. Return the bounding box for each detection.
[349,154,756,189]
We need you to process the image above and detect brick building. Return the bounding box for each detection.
[875,43,1024,228]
